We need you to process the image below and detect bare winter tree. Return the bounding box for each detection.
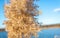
[4,0,40,38]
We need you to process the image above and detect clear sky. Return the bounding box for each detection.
[0,0,60,28]
[37,0,60,25]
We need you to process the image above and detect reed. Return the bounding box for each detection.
[4,0,41,38]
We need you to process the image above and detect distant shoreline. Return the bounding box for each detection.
[0,24,60,32]
[0,29,5,32]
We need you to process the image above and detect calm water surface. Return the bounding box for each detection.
[0,28,60,38]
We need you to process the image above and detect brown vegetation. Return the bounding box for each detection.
[0,29,5,32]
[4,0,40,38]
[41,24,60,29]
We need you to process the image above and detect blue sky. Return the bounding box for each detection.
[37,0,60,25]
[0,0,5,28]
[0,0,60,28]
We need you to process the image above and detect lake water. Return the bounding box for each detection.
[0,28,60,38]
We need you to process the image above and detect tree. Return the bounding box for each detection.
[4,0,40,38]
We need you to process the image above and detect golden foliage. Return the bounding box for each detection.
[4,0,40,38]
